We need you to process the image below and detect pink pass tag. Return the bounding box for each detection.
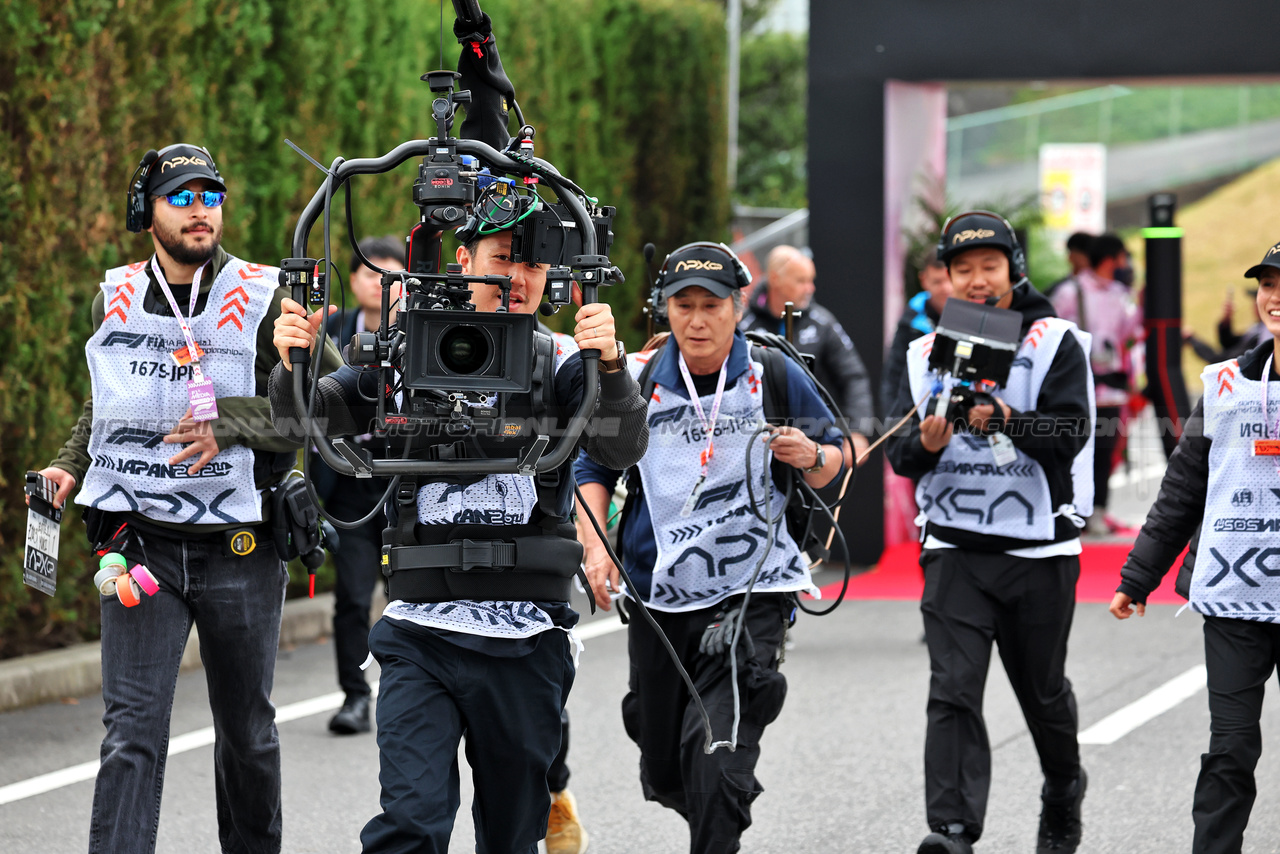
[188,378,220,422]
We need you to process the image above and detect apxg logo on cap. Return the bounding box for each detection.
[160,155,210,172]
[952,228,996,244]
[674,259,725,273]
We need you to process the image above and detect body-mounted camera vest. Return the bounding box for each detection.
[380,330,589,604]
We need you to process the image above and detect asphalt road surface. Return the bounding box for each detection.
[6,437,1280,852]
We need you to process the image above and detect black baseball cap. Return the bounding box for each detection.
[147,144,226,196]
[659,243,745,300]
[939,210,1018,266]
[1244,241,1280,279]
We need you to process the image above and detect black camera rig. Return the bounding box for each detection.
[926,298,1023,434]
[280,27,618,482]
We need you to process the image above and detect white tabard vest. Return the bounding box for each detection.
[386,333,579,641]
[1190,358,1280,622]
[79,257,275,524]
[632,351,812,612]
[906,317,1095,541]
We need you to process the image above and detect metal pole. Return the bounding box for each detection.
[727,0,741,190]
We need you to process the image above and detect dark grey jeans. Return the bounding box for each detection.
[88,525,287,854]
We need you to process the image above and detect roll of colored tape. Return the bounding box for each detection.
[115,576,141,608]
[129,565,159,597]
[100,552,128,573]
[93,567,119,598]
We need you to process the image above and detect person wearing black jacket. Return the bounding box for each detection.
[1110,243,1280,854]
[887,212,1094,854]
[739,245,873,459]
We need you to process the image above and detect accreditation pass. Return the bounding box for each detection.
[23,471,61,596]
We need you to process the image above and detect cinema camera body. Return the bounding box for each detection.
[280,63,618,484]
[926,299,1023,435]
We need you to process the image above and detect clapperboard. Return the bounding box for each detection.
[23,471,61,596]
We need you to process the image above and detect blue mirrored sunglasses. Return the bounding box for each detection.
[162,189,227,208]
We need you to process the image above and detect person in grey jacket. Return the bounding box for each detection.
[739,244,872,461]
[1111,243,1280,854]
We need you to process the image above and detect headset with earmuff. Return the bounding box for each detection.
[125,149,161,234]
[937,209,1029,286]
[125,143,223,234]
[649,241,752,323]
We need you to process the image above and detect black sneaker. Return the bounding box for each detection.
[328,693,371,735]
[1037,768,1087,853]
[918,824,974,854]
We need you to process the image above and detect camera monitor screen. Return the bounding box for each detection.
[928,298,1023,387]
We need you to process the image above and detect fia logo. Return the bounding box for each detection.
[1232,489,1254,508]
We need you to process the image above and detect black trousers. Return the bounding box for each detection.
[1193,616,1280,854]
[331,516,383,697]
[920,549,1081,841]
[547,708,571,793]
[1093,405,1123,511]
[359,618,574,854]
[623,594,789,854]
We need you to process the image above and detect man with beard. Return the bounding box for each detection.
[34,144,339,854]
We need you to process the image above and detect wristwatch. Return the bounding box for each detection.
[803,442,826,473]
[599,340,626,373]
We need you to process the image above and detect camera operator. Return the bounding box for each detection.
[886,212,1094,854]
[314,235,404,735]
[1110,243,1280,854]
[575,242,850,854]
[269,216,648,853]
[31,143,341,854]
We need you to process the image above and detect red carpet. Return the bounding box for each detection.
[816,541,1186,605]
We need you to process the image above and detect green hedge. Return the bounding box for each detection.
[0,0,728,658]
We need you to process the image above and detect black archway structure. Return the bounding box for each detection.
[810,0,1280,565]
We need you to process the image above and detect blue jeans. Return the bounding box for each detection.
[88,525,287,854]
[360,617,575,854]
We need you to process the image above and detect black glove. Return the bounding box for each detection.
[699,607,755,660]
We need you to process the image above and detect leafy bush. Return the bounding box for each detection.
[0,0,728,658]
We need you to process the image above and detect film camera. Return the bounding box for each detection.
[279,16,618,483]
[926,299,1022,434]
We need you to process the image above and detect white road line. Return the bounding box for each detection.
[1078,665,1207,745]
[0,685,376,807]
[0,620,629,808]
[0,621,632,808]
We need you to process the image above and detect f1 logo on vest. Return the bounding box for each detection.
[691,480,744,513]
[105,427,165,449]
[102,332,148,348]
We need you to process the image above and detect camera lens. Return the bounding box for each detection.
[438,325,490,375]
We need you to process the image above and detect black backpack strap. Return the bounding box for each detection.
[530,331,563,527]
[750,343,791,427]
